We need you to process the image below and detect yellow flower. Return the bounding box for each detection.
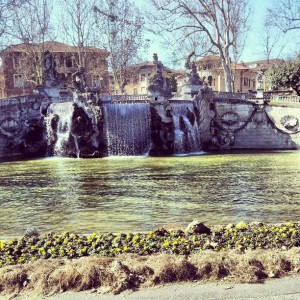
[39,247,46,256]
[0,240,5,251]
[147,231,154,238]
[163,241,170,248]
[236,222,247,230]
[286,221,295,227]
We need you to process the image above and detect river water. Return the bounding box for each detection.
[1,151,300,239]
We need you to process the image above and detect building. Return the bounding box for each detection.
[194,56,285,93]
[110,59,179,95]
[0,41,110,98]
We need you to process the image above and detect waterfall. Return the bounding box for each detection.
[46,102,74,157]
[72,135,80,158]
[45,100,201,158]
[103,102,151,156]
[171,102,202,154]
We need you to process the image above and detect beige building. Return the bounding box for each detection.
[194,56,285,93]
[194,56,256,92]
[110,60,177,95]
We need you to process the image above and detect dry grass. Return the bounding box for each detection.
[0,248,300,299]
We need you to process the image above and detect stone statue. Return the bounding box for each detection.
[185,51,195,69]
[187,61,201,85]
[148,53,172,98]
[43,50,57,86]
[184,51,202,86]
[256,69,264,89]
[72,67,87,93]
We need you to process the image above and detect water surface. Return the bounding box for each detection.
[1,151,300,238]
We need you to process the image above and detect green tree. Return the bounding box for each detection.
[266,55,300,95]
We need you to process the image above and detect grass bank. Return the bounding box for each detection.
[1,222,300,299]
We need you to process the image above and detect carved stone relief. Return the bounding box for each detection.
[280,115,299,132]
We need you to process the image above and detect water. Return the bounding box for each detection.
[172,102,202,154]
[46,102,74,156]
[1,151,300,239]
[103,103,151,156]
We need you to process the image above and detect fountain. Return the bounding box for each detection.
[44,52,203,158]
[103,102,151,156]
[2,50,300,160]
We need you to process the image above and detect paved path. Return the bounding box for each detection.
[41,274,300,300]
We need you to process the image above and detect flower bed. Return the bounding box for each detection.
[1,222,299,268]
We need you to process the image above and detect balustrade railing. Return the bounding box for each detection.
[100,94,149,102]
[0,95,36,107]
[269,95,300,103]
[214,91,250,100]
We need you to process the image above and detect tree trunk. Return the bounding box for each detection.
[222,61,233,92]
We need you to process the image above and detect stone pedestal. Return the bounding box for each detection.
[180,83,201,100]
[256,88,264,99]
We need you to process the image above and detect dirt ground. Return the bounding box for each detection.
[10,274,300,300]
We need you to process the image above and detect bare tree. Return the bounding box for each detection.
[149,0,252,92]
[5,0,54,85]
[0,0,28,49]
[267,0,300,33]
[56,0,109,92]
[259,18,286,62]
[94,0,144,94]
[0,1,10,46]
[58,0,96,68]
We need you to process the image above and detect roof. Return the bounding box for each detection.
[127,60,176,73]
[244,59,284,66]
[196,55,220,63]
[244,59,285,71]
[1,41,109,56]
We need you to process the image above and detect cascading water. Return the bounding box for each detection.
[46,102,75,157]
[171,102,202,154]
[103,102,151,156]
[45,100,201,158]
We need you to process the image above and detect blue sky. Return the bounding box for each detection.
[135,0,296,65]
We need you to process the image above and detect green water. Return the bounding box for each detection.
[1,151,300,239]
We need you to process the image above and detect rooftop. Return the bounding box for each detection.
[1,41,109,56]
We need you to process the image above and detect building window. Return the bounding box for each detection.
[92,75,101,89]
[133,88,138,94]
[141,87,145,94]
[12,56,19,69]
[65,57,74,68]
[14,74,24,88]
[141,73,146,81]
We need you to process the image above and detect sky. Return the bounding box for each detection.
[135,0,297,66]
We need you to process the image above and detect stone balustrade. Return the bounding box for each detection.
[100,94,149,102]
[269,95,300,103]
[214,91,250,100]
[0,95,36,107]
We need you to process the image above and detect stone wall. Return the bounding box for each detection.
[0,95,52,159]
[1,89,300,160]
[198,92,300,151]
